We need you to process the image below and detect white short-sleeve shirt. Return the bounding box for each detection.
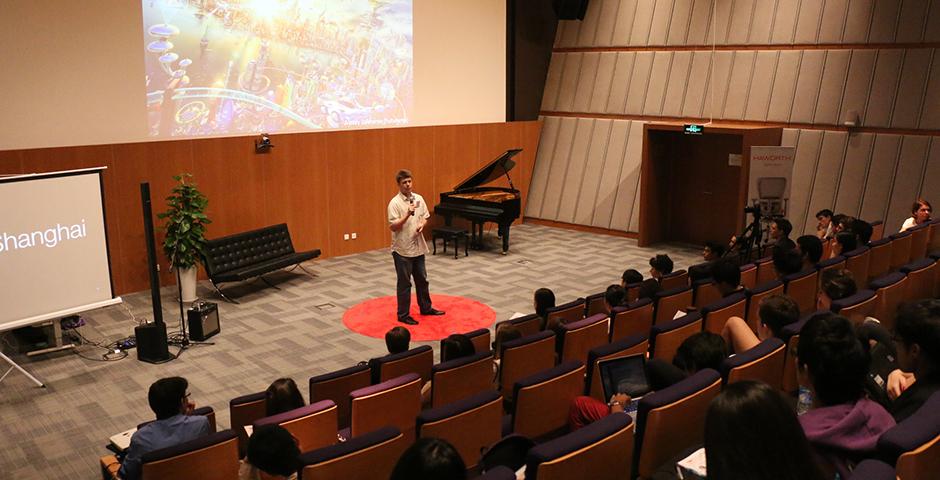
[388,191,430,257]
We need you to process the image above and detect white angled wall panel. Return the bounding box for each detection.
[860,134,902,223]
[833,133,876,218]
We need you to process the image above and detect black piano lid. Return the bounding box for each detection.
[453,149,523,192]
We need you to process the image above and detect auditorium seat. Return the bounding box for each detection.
[349,373,421,442]
[815,256,846,281]
[546,298,587,326]
[890,232,913,272]
[508,361,585,440]
[821,238,833,261]
[653,286,693,325]
[843,246,871,290]
[624,281,642,303]
[498,331,556,400]
[430,350,495,409]
[633,369,721,479]
[870,272,910,332]
[830,289,879,325]
[609,298,653,343]
[473,466,517,480]
[369,345,433,384]
[744,280,784,333]
[418,390,503,469]
[585,334,649,402]
[692,279,721,309]
[525,412,634,480]
[309,364,372,430]
[495,313,542,338]
[780,312,820,394]
[870,220,885,242]
[140,430,239,480]
[453,328,491,359]
[877,392,940,480]
[909,223,930,262]
[867,238,893,281]
[254,401,338,453]
[649,312,703,363]
[558,313,609,365]
[298,426,406,480]
[583,291,607,317]
[928,219,940,253]
[719,338,786,389]
[659,270,688,290]
[783,269,819,315]
[848,459,896,480]
[700,291,746,334]
[228,391,266,457]
[900,258,937,302]
[755,256,776,285]
[739,263,757,290]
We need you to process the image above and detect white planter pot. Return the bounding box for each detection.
[178,266,198,303]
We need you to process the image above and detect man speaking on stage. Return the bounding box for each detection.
[388,169,445,325]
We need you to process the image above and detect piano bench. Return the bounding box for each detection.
[431,227,469,259]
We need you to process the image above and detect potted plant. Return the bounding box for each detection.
[158,174,211,303]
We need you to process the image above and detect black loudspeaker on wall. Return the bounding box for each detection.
[553,0,590,20]
[138,182,171,363]
[188,301,221,341]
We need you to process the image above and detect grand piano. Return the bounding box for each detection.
[435,149,523,254]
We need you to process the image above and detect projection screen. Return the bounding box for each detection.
[0,168,121,331]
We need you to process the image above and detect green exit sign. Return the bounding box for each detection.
[684,124,704,135]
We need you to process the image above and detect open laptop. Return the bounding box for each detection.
[598,354,651,421]
[108,427,136,453]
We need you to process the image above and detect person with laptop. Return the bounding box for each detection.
[120,377,210,480]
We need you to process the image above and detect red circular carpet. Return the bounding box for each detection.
[343,294,496,341]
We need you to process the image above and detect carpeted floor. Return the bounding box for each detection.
[0,224,699,479]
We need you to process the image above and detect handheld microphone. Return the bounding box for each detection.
[409,195,415,216]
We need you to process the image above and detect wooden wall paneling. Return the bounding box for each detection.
[572,53,601,113]
[0,150,25,173]
[865,50,904,128]
[896,0,930,43]
[804,132,849,234]
[722,51,755,120]
[833,133,876,219]
[920,51,940,129]
[380,126,435,242]
[771,0,800,44]
[922,138,940,199]
[625,52,655,114]
[818,0,850,44]
[766,51,802,122]
[748,0,775,44]
[431,124,482,213]
[553,20,568,47]
[867,0,901,43]
[554,119,595,222]
[541,53,565,112]
[726,0,756,45]
[843,0,874,43]
[607,52,637,113]
[886,135,930,230]
[891,49,932,129]
[682,51,712,118]
[323,130,385,257]
[624,121,646,232]
[556,53,583,112]
[709,0,734,45]
[592,120,630,228]
[667,0,695,46]
[573,120,613,225]
[537,118,578,219]
[702,50,734,120]
[261,132,331,258]
[927,0,940,42]
[527,117,561,218]
[479,121,536,224]
[648,0,674,46]
[813,50,851,125]
[743,51,778,121]
[192,137,266,240]
[789,50,826,124]
[788,130,824,237]
[590,53,618,113]
[594,0,622,46]
[576,0,604,47]
[859,134,902,222]
[110,140,194,291]
[560,18,582,48]
[793,0,824,44]
[611,0,640,46]
[781,128,800,149]
[661,51,693,117]
[630,0,657,45]
[686,0,713,45]
[642,51,673,115]
[840,50,878,127]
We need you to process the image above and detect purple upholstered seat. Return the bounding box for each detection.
[649,311,702,362]
[417,390,503,468]
[229,392,266,457]
[254,400,338,453]
[473,466,517,480]
[558,313,609,364]
[700,291,747,334]
[430,350,495,408]
[510,360,585,439]
[369,344,433,384]
[719,337,785,388]
[830,289,877,313]
[498,330,556,399]
[848,459,896,480]
[609,298,653,342]
[139,429,239,480]
[869,271,906,290]
[349,372,421,441]
[298,426,406,480]
[900,258,937,300]
[816,256,846,270]
[524,412,634,480]
[830,289,878,323]
[308,363,371,430]
[877,391,940,463]
[585,334,648,399]
[545,298,587,325]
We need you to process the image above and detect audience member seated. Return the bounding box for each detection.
[390,437,467,480]
[239,424,300,480]
[119,377,211,480]
[769,217,797,252]
[647,332,727,391]
[711,259,743,297]
[534,287,556,330]
[884,299,940,422]
[772,247,803,278]
[603,284,626,313]
[831,231,858,259]
[566,393,630,431]
[899,199,932,232]
[816,269,857,312]
[832,214,855,236]
[796,313,895,479]
[852,218,874,245]
[637,278,662,300]
[265,378,306,416]
[816,209,834,239]
[705,381,824,480]
[441,334,476,363]
[621,269,643,287]
[690,242,726,281]
[649,254,674,281]
[796,235,824,270]
[492,324,523,382]
[721,293,800,354]
[385,326,411,355]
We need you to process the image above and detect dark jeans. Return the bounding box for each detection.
[393,252,432,318]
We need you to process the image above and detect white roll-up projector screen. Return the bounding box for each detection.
[0,168,120,331]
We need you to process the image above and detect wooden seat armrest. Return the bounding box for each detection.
[100,454,121,480]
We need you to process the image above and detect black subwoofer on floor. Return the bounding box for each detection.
[136,322,170,363]
[188,302,220,341]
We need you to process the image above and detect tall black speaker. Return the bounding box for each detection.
[553,0,590,20]
[139,182,171,363]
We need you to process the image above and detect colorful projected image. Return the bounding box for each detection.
[142,0,413,137]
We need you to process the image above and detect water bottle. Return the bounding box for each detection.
[797,386,813,416]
